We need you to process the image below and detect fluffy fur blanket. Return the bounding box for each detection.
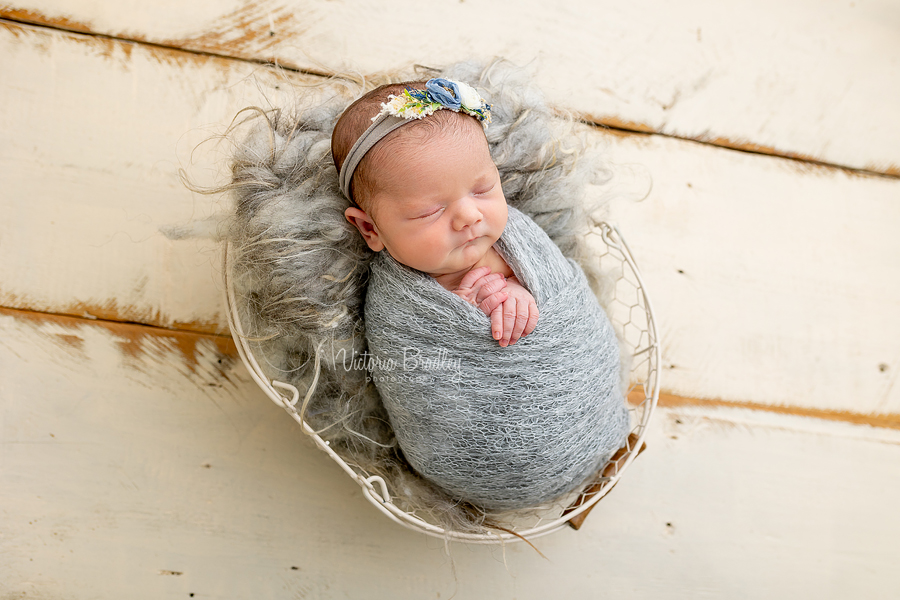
[227,60,623,529]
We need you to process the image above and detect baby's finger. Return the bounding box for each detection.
[457,266,491,290]
[450,288,472,304]
[470,272,504,295]
[522,302,539,336]
[490,306,504,341]
[481,272,504,282]
[501,297,517,347]
[474,275,507,304]
[480,272,506,286]
[508,305,531,345]
[479,290,507,317]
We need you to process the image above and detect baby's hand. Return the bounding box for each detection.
[492,277,539,347]
[451,266,509,315]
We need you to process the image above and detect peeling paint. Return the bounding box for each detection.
[0,294,226,336]
[588,113,658,135]
[588,114,898,180]
[54,333,85,352]
[1,4,308,68]
[68,299,226,337]
[0,306,237,379]
[111,324,236,378]
[156,3,309,62]
[1,12,134,63]
[0,11,212,69]
[4,9,896,178]
[0,6,96,35]
[869,162,900,177]
[10,299,898,432]
[0,17,26,37]
[628,387,900,431]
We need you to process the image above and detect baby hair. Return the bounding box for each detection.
[331,82,486,212]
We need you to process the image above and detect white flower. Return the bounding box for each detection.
[388,95,408,113]
[375,83,489,124]
[456,82,483,111]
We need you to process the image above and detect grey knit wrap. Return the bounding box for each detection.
[225,60,627,529]
[365,206,629,511]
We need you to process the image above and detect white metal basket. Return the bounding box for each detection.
[224,221,659,543]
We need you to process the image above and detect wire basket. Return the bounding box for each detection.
[224,221,659,543]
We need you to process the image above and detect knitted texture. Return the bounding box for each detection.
[227,59,621,530]
[365,207,629,511]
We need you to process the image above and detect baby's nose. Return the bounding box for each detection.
[451,197,483,230]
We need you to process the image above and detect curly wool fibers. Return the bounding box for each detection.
[227,60,621,530]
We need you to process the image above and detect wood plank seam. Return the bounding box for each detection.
[635,389,900,432]
[0,304,232,340]
[2,14,898,180]
[581,118,900,182]
[3,306,897,432]
[0,14,286,67]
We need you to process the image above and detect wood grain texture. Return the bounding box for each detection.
[2,6,898,598]
[0,20,311,334]
[595,130,900,416]
[641,389,900,432]
[2,0,899,174]
[2,309,899,598]
[1,22,897,418]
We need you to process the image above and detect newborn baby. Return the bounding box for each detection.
[331,79,629,511]
[335,79,537,348]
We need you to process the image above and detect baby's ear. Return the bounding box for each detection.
[345,206,385,252]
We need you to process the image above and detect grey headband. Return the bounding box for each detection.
[338,113,409,201]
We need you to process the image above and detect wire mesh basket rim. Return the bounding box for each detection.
[223,221,660,544]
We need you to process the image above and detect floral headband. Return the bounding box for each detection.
[338,78,492,201]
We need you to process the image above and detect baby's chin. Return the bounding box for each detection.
[413,237,499,278]
[456,237,495,261]
[425,255,486,280]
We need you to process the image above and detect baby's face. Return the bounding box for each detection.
[359,119,508,279]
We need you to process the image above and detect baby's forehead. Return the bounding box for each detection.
[377,114,488,160]
[357,110,495,213]
[379,125,490,180]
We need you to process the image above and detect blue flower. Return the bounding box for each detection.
[425,78,461,110]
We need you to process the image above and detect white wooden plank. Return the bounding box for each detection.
[2,309,899,598]
[594,131,900,416]
[2,23,898,417]
[0,21,306,333]
[3,0,899,174]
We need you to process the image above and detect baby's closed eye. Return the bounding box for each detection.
[413,206,444,219]
[473,183,495,196]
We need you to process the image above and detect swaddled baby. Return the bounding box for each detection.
[332,79,629,511]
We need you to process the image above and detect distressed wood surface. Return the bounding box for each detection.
[2,0,899,174]
[2,10,899,597]
[1,22,897,418]
[2,308,899,599]
[0,20,306,334]
[598,132,900,416]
